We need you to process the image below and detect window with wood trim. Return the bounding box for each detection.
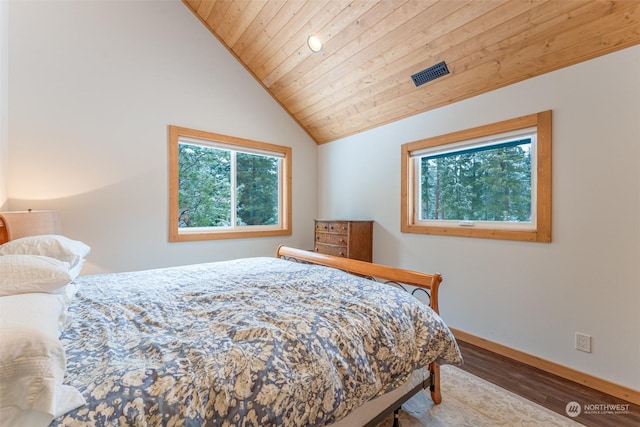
[401,111,552,242]
[169,125,292,242]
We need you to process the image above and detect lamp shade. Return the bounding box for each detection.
[0,210,62,244]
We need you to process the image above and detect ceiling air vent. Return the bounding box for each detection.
[411,61,449,87]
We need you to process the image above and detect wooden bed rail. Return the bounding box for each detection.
[276,245,442,314]
[276,245,445,407]
[0,210,62,245]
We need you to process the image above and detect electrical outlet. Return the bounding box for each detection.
[575,332,592,353]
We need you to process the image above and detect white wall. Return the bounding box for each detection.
[0,0,8,210]
[319,46,640,391]
[7,0,317,273]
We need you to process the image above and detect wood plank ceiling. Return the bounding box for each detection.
[183,0,640,144]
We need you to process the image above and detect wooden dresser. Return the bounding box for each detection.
[313,220,373,262]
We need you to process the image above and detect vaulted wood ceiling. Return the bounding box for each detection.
[183,0,640,144]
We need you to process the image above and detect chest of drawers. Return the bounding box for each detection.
[313,220,373,262]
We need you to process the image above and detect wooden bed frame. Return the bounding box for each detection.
[0,210,61,244]
[276,245,444,427]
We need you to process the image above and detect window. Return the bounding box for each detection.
[401,111,551,242]
[169,126,291,242]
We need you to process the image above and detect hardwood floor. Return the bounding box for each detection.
[456,340,640,427]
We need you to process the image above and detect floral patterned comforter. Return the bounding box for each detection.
[51,257,462,427]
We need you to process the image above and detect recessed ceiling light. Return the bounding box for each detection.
[307,35,323,53]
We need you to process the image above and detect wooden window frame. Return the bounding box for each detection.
[401,110,552,242]
[169,125,292,242]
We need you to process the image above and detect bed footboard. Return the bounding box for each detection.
[275,245,444,406]
[276,246,442,312]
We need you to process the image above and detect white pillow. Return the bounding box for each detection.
[0,293,71,337]
[67,259,85,282]
[60,282,80,307]
[0,294,85,425]
[0,255,73,297]
[0,328,85,425]
[0,235,90,271]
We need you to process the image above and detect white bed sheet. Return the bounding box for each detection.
[330,367,428,427]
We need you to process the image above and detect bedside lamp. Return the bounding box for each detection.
[0,210,62,244]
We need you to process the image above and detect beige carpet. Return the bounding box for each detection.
[377,365,584,426]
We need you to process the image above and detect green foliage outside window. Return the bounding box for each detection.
[178,143,279,229]
[401,111,551,242]
[236,153,279,226]
[169,125,291,242]
[178,144,231,228]
[420,140,532,223]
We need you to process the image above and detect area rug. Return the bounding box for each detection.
[377,365,583,426]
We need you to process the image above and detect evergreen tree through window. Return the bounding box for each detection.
[169,126,291,242]
[401,111,552,242]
